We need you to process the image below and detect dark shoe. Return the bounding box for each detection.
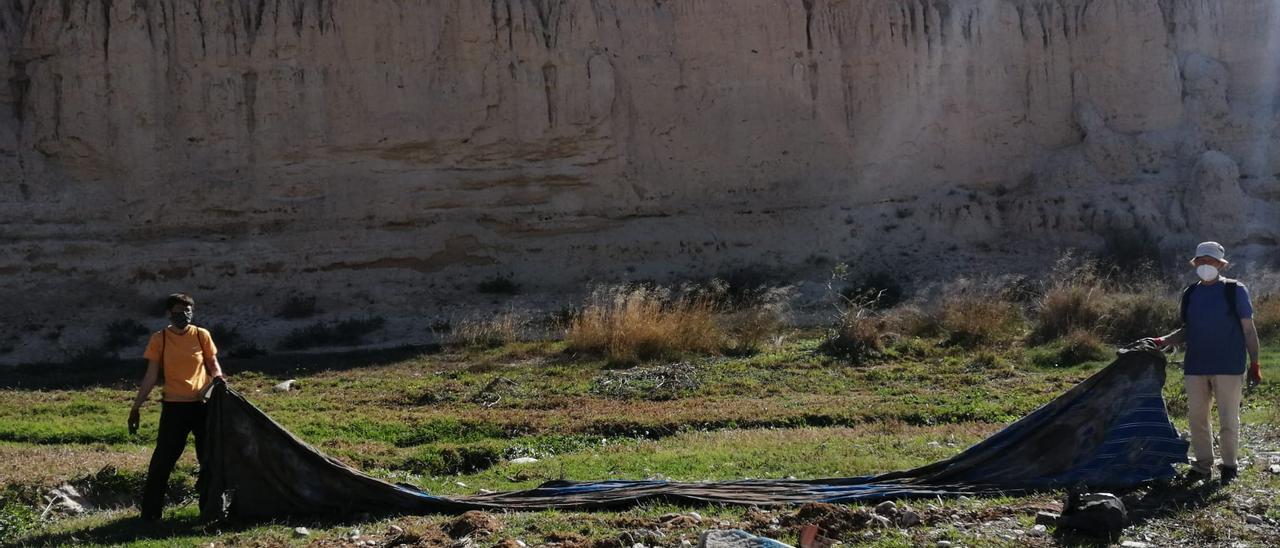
[1184,468,1211,482]
[1219,466,1238,485]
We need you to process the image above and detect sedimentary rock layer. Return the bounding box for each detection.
[2,1,1278,362]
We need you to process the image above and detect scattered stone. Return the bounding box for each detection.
[869,515,892,528]
[689,511,703,523]
[1029,524,1047,536]
[388,524,405,536]
[1035,511,1060,526]
[698,529,794,548]
[874,501,897,516]
[273,379,297,391]
[1120,541,1150,548]
[446,510,503,538]
[936,541,952,548]
[1246,514,1264,525]
[898,509,921,527]
[509,457,539,464]
[1269,464,1280,474]
[293,526,310,537]
[45,484,91,516]
[659,513,701,528]
[1057,492,1127,537]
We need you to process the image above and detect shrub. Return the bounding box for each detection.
[881,305,943,339]
[566,285,722,365]
[936,279,1024,348]
[819,305,886,362]
[448,311,530,348]
[841,271,905,309]
[0,496,37,543]
[1099,290,1179,344]
[718,286,792,356]
[277,294,319,319]
[1029,329,1109,368]
[1032,266,1107,343]
[279,317,385,350]
[1097,225,1163,273]
[1254,294,1280,342]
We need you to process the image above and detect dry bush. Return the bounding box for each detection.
[1255,294,1280,342]
[448,310,530,348]
[565,285,722,364]
[1099,289,1179,344]
[719,286,793,355]
[881,304,943,339]
[1031,258,1108,344]
[936,278,1025,348]
[820,305,886,361]
[566,282,792,364]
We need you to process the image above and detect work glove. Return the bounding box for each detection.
[128,406,141,436]
[1248,361,1262,390]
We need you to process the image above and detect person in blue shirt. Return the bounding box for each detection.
[1146,241,1262,485]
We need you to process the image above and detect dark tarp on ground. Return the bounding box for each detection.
[198,343,1187,521]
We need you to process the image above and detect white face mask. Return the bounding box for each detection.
[1196,264,1219,281]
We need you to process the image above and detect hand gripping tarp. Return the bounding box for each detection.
[198,343,1187,520]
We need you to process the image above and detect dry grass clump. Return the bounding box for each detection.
[448,310,531,348]
[935,278,1025,348]
[1030,254,1179,345]
[820,305,886,361]
[1099,290,1178,344]
[1031,258,1108,344]
[565,283,790,364]
[1254,294,1280,342]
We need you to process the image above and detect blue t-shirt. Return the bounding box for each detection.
[1184,279,1254,376]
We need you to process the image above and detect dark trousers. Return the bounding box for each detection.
[140,401,206,519]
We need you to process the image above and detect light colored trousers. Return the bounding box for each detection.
[1184,374,1243,473]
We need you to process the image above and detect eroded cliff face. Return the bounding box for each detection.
[2,0,1279,363]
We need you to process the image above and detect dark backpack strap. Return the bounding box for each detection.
[1224,280,1239,319]
[1180,283,1196,325]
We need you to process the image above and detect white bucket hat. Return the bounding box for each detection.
[1190,241,1227,264]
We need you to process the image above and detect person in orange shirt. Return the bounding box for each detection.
[127,293,224,521]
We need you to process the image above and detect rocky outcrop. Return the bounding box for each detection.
[2,0,1279,363]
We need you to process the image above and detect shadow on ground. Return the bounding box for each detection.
[1055,477,1228,546]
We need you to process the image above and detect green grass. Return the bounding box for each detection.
[2,335,1277,546]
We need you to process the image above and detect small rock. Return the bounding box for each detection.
[46,484,90,515]
[1269,464,1280,474]
[1035,511,1060,526]
[1246,514,1264,525]
[293,526,310,537]
[899,509,921,527]
[509,457,539,464]
[455,481,468,488]
[1120,541,1150,548]
[388,525,405,536]
[348,528,361,540]
[869,515,892,528]
[1029,524,1047,536]
[874,501,898,515]
[936,542,953,548]
[689,511,703,523]
[273,379,297,391]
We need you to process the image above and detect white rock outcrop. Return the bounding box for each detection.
[2,0,1279,363]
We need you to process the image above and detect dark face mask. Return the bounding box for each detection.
[170,310,193,328]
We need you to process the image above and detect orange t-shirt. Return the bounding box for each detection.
[143,325,217,402]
